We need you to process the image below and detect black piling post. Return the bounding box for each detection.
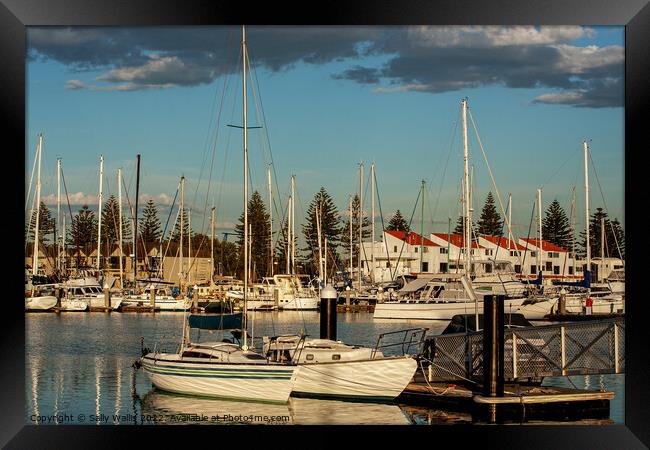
[482,294,505,422]
[320,284,337,341]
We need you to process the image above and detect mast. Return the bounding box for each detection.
[371,162,375,281]
[508,194,512,250]
[32,133,43,278]
[291,175,296,277]
[286,194,291,274]
[211,206,215,284]
[180,176,185,289]
[118,168,124,288]
[571,186,576,275]
[358,162,363,289]
[537,188,543,279]
[420,180,425,272]
[584,140,591,290]
[96,154,104,273]
[461,99,471,279]
[324,237,328,285]
[188,209,192,284]
[133,154,141,284]
[316,201,323,283]
[57,158,61,273]
[349,196,353,279]
[242,25,249,350]
[268,165,273,276]
[601,216,605,282]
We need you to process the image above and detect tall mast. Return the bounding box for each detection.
[316,201,323,283]
[188,209,192,284]
[358,162,363,288]
[537,188,543,278]
[291,175,296,277]
[268,165,273,276]
[507,194,512,250]
[420,180,425,272]
[286,195,291,274]
[118,168,123,287]
[57,158,61,272]
[211,206,215,283]
[571,186,576,275]
[600,216,605,281]
[584,140,591,290]
[349,196,353,279]
[32,133,43,277]
[96,154,104,273]
[180,176,185,288]
[133,154,141,284]
[371,162,375,281]
[242,25,249,350]
[461,99,471,278]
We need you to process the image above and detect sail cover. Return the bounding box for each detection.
[188,313,243,330]
[399,277,432,293]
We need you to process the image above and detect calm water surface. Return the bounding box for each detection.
[25,312,623,425]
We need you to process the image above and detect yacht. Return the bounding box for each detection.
[122,283,191,311]
[260,275,319,310]
[62,276,123,310]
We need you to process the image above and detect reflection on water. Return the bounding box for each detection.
[26,312,623,425]
[142,390,410,425]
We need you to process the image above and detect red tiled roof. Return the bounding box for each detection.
[480,235,528,251]
[432,233,483,249]
[520,238,567,252]
[385,230,440,247]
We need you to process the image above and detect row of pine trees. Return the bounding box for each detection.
[26,188,625,277]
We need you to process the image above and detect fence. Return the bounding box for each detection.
[425,318,624,382]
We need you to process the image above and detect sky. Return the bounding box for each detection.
[25,26,624,242]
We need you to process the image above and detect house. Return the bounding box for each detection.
[477,235,536,275]
[429,233,485,273]
[518,238,581,279]
[361,230,442,282]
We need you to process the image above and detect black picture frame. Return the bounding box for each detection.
[3,0,648,447]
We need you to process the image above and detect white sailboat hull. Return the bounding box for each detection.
[25,296,57,311]
[88,297,123,310]
[141,355,297,403]
[292,356,417,400]
[59,299,89,311]
[374,298,528,320]
[280,297,319,310]
[122,298,191,311]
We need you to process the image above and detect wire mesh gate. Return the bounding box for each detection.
[425,318,624,382]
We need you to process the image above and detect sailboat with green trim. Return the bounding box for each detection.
[139,26,297,404]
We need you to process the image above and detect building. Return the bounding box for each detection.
[518,238,581,279]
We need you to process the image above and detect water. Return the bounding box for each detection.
[25,312,624,425]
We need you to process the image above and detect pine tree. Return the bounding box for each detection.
[477,192,503,236]
[139,199,162,245]
[386,210,410,232]
[610,218,625,259]
[25,202,55,243]
[101,194,130,247]
[452,215,476,235]
[274,218,294,274]
[235,191,271,280]
[67,205,98,253]
[215,240,240,277]
[170,207,192,243]
[542,199,572,250]
[579,207,622,259]
[302,187,342,274]
[340,194,370,271]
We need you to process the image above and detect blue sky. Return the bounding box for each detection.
[26,26,624,241]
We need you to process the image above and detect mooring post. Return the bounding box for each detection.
[104,282,110,309]
[345,286,351,311]
[559,288,567,315]
[320,283,337,341]
[482,294,504,422]
[193,284,199,311]
[150,286,156,310]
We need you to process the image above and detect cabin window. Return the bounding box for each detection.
[306,354,314,361]
[332,354,341,360]
[614,265,623,270]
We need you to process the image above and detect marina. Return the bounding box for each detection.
[22,24,626,427]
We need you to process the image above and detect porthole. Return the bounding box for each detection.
[306,354,314,361]
[332,354,341,360]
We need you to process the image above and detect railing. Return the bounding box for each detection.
[425,318,624,381]
[371,328,428,359]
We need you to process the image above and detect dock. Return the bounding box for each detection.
[120,305,160,312]
[546,312,624,321]
[336,304,375,313]
[398,376,614,422]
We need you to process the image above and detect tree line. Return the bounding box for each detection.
[27,188,624,278]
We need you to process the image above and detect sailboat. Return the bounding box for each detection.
[139,26,298,403]
[25,133,58,312]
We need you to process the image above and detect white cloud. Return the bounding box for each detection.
[42,191,98,205]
